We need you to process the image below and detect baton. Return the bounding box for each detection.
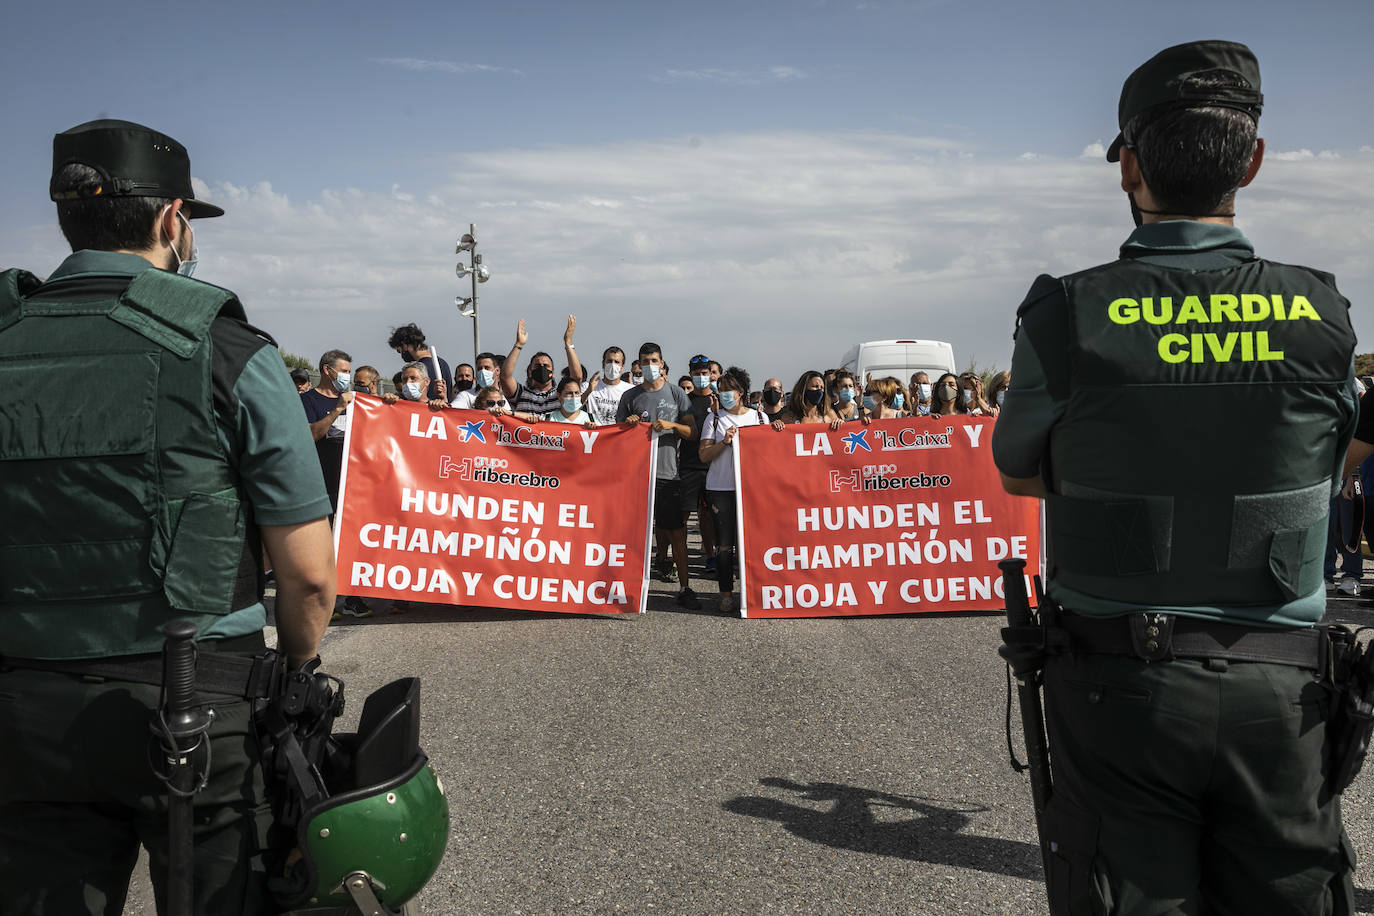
[998,558,1054,882]
[159,620,213,916]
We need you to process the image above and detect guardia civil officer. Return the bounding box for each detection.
[0,120,337,914]
[992,43,1358,914]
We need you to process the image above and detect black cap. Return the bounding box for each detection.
[50,119,223,218]
[1106,40,1263,163]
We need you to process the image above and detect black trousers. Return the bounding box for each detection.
[1041,651,1354,916]
[0,669,275,915]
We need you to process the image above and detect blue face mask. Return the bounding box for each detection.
[892,392,905,409]
[838,388,855,404]
[719,390,738,410]
[332,370,352,393]
[562,396,580,414]
[642,363,661,382]
[401,380,424,400]
[862,395,877,412]
[918,403,931,416]
[709,380,719,392]
[692,373,709,390]
[476,368,496,387]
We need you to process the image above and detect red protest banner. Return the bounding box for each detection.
[335,396,653,614]
[735,416,1041,618]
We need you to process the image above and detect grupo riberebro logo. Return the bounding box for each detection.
[437,454,561,489]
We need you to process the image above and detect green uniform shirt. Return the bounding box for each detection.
[44,251,333,640]
[993,222,1358,627]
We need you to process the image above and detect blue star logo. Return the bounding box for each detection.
[458,420,486,443]
[842,430,871,453]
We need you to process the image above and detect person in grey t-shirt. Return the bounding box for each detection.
[617,341,699,609]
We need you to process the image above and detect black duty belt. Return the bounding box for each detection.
[1058,611,1329,673]
[0,633,281,699]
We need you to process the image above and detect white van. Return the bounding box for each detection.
[838,339,957,385]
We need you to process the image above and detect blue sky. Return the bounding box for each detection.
[3,0,1371,380]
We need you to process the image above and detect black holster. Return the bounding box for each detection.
[1325,626,1374,795]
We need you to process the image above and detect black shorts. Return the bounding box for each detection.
[654,479,685,530]
[678,467,707,517]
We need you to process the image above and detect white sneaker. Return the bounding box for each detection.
[1338,577,1361,597]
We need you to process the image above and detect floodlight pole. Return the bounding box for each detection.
[469,223,480,364]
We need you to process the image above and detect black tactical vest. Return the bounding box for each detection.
[1030,255,1355,612]
[0,266,261,659]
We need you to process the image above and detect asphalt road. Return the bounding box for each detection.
[124,551,1374,915]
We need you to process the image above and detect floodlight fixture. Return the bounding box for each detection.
[455,296,476,317]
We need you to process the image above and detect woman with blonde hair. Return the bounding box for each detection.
[860,376,907,421]
[957,372,993,416]
[986,370,1011,416]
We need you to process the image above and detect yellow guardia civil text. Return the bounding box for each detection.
[1106,293,1323,364]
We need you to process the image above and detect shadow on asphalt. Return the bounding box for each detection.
[724,777,1042,879]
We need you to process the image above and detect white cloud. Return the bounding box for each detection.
[655,67,808,86]
[372,57,524,77]
[10,132,1373,380]
[1271,149,1315,161]
[1080,142,1106,159]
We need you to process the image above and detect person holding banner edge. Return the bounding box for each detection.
[991,41,1357,914]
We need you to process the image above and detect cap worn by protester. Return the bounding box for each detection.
[1106,40,1263,162]
[50,119,223,218]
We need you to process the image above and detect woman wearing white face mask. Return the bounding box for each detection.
[986,370,1011,417]
[956,372,993,416]
[553,377,596,427]
[698,367,765,615]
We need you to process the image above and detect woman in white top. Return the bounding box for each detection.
[698,367,766,615]
[552,377,595,427]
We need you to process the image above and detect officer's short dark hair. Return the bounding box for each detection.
[319,349,351,373]
[387,323,427,351]
[1127,73,1259,216]
[53,163,171,253]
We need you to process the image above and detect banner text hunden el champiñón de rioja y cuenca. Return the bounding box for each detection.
[334,396,653,614]
[735,415,1041,618]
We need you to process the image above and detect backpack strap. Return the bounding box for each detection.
[113,269,246,357]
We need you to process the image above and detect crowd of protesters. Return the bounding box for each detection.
[297,316,1372,616]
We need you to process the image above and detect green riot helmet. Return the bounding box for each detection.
[272,677,450,913]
